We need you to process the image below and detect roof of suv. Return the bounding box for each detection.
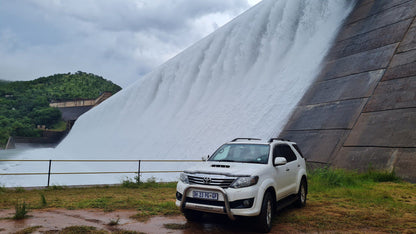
[228,138,296,145]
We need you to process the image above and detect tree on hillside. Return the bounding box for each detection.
[30,107,62,128]
[0,71,122,148]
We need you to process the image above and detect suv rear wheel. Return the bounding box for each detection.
[295,178,307,208]
[256,192,274,233]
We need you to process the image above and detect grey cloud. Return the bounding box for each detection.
[28,0,249,32]
[0,0,255,87]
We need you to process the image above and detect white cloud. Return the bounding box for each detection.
[0,0,258,87]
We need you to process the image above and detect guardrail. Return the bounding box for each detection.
[0,159,329,187]
[0,159,201,187]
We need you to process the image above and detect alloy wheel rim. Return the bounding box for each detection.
[266,200,272,225]
[301,184,306,203]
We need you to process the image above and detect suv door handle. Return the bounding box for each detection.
[286,168,290,171]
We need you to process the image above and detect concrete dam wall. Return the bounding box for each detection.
[279,0,416,182]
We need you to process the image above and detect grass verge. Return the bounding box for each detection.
[276,168,416,233]
[0,181,179,219]
[0,169,415,233]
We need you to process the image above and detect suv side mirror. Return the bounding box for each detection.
[202,155,210,161]
[274,157,287,166]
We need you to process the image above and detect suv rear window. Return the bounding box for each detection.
[293,144,304,158]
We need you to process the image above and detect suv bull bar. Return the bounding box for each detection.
[180,185,236,220]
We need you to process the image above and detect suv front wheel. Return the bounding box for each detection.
[256,191,274,233]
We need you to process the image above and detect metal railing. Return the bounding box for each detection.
[0,159,201,187]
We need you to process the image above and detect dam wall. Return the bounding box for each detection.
[279,0,416,182]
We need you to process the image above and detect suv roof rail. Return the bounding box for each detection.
[268,138,291,143]
[231,138,261,142]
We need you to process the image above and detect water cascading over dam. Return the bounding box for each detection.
[1,0,355,186]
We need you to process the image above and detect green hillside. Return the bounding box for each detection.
[0,71,122,148]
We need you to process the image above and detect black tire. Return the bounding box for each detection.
[183,209,203,222]
[256,192,274,233]
[295,178,307,208]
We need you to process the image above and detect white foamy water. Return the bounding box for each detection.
[0,0,355,187]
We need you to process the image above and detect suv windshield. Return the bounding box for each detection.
[209,144,270,164]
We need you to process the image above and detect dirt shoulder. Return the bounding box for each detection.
[0,208,187,234]
[2,208,298,234]
[0,207,406,234]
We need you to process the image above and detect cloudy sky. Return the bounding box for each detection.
[0,0,261,87]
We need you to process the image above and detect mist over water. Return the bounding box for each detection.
[1,0,355,187]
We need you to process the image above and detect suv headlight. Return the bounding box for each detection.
[179,173,189,184]
[230,176,259,188]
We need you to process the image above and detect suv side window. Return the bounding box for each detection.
[273,144,297,162]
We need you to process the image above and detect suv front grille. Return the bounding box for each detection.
[188,175,235,188]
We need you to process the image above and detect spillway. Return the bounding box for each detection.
[1,0,355,187]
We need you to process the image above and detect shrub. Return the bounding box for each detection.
[121,178,140,188]
[13,200,28,220]
[308,167,357,189]
[40,193,47,207]
[308,167,402,192]
[121,177,162,189]
[360,170,401,183]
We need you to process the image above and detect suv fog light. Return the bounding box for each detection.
[230,198,254,209]
[176,192,183,201]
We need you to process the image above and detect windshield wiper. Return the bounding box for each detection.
[241,160,265,164]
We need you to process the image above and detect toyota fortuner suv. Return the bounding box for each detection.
[175,138,307,233]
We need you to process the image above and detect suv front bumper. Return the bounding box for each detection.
[176,182,261,219]
[178,185,235,220]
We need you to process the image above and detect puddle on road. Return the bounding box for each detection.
[0,209,288,233]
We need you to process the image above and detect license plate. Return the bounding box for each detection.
[192,190,219,200]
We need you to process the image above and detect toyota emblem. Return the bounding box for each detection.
[203,177,211,184]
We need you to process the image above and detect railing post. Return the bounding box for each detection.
[137,160,141,184]
[47,160,52,187]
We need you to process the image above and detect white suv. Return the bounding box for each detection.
[176,138,307,233]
